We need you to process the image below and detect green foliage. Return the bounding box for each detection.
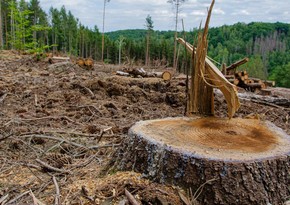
[269,62,290,88]
[240,55,267,80]
[145,15,153,31]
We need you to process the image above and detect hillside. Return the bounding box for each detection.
[106,22,290,87]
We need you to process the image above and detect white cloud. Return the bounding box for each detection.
[190,10,206,16]
[213,8,225,15]
[39,0,290,31]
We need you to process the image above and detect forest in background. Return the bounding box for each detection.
[0,0,289,87]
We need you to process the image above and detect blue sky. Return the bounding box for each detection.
[39,0,290,31]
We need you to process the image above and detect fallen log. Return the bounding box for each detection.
[48,57,70,64]
[264,80,276,87]
[119,69,173,80]
[155,71,172,81]
[247,82,266,90]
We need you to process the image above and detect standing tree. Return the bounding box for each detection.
[116,35,125,65]
[145,14,153,67]
[102,0,110,63]
[0,0,3,49]
[168,0,187,70]
[28,0,42,43]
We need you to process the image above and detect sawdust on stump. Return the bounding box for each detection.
[111,117,290,205]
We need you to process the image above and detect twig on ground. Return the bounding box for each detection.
[124,189,140,205]
[97,127,113,143]
[71,153,101,169]
[81,186,94,202]
[29,190,46,205]
[88,143,121,150]
[52,176,61,205]
[0,194,9,204]
[0,93,7,103]
[35,159,71,174]
[22,134,120,150]
[192,178,217,202]
[22,134,86,149]
[178,191,191,205]
[8,116,83,126]
[34,94,39,107]
[5,190,30,205]
[73,83,95,99]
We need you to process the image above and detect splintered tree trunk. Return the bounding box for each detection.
[110,117,290,205]
[187,0,215,117]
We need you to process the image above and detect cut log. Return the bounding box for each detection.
[110,117,290,205]
[162,71,172,81]
[77,58,85,67]
[260,89,272,96]
[264,80,276,87]
[226,58,249,72]
[116,71,130,76]
[84,58,94,67]
[48,57,70,64]
[250,78,263,84]
[247,82,266,90]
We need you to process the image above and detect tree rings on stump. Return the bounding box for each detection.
[111,117,290,204]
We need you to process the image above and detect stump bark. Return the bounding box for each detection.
[111,117,290,205]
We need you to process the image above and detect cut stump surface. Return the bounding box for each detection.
[112,117,290,204]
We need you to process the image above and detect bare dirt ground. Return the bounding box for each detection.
[0,50,289,204]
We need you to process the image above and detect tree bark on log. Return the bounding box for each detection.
[110,117,290,205]
[226,57,249,73]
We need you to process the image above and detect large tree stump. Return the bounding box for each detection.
[111,117,290,205]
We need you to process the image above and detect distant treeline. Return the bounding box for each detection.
[0,0,289,87]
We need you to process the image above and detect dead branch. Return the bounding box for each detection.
[5,190,30,205]
[71,153,101,169]
[9,116,83,126]
[0,194,9,204]
[29,190,46,205]
[81,186,94,202]
[52,176,61,205]
[22,134,86,149]
[72,83,95,99]
[34,94,39,107]
[0,93,7,103]
[72,105,103,116]
[97,127,113,143]
[178,191,191,205]
[35,159,71,174]
[124,189,140,205]
[88,143,121,150]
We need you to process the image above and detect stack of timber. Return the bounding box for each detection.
[225,71,275,93]
[76,58,94,69]
[48,56,70,64]
[116,68,173,81]
[221,58,275,93]
[48,57,94,70]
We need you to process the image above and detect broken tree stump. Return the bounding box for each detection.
[111,117,290,205]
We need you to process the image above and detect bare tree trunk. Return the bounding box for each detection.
[33,14,37,43]
[101,0,106,63]
[10,7,14,49]
[118,45,121,65]
[146,32,150,66]
[173,1,180,70]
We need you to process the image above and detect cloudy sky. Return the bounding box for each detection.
[39,0,290,32]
